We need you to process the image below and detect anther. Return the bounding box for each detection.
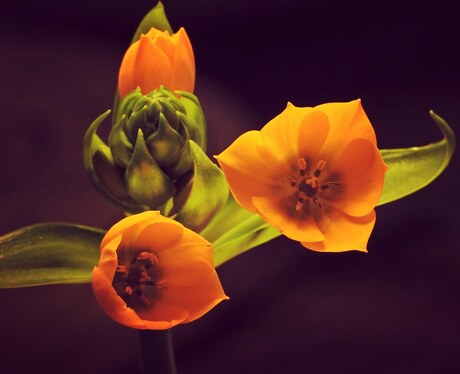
[124,285,133,295]
[297,158,307,171]
[137,251,156,263]
[116,265,128,274]
[288,177,297,187]
[295,201,303,211]
[316,160,327,171]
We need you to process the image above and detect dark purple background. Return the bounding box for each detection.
[1,1,459,373]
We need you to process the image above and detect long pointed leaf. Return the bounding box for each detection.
[0,223,105,288]
[378,111,455,205]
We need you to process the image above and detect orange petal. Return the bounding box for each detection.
[101,211,160,250]
[160,256,215,287]
[118,42,139,98]
[296,109,330,161]
[252,196,324,242]
[329,138,387,216]
[154,33,176,65]
[160,268,228,323]
[136,300,190,329]
[156,234,212,267]
[170,27,195,93]
[302,208,376,252]
[97,235,122,277]
[216,131,285,212]
[260,103,310,156]
[134,35,172,94]
[317,99,377,158]
[133,220,184,253]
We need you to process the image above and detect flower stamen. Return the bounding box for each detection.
[291,159,340,211]
[113,249,161,308]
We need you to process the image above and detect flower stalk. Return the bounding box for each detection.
[138,329,177,374]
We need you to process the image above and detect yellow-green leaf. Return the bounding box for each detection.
[0,223,105,288]
[378,111,455,205]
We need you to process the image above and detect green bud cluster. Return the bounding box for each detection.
[84,87,213,217]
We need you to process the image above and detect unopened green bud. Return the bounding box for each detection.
[83,87,228,231]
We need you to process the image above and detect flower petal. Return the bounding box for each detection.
[136,300,190,329]
[134,35,172,94]
[318,99,377,158]
[216,131,284,212]
[133,220,185,253]
[329,138,387,216]
[302,208,376,252]
[252,196,324,242]
[118,42,139,98]
[296,109,330,161]
[161,267,229,323]
[170,27,195,93]
[101,211,161,249]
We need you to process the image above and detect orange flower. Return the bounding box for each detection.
[216,99,387,252]
[118,27,195,98]
[91,211,228,329]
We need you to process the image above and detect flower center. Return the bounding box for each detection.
[289,158,340,211]
[112,250,167,308]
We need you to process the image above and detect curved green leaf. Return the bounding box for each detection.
[378,111,455,205]
[0,223,105,288]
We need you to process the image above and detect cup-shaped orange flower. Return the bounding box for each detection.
[216,99,387,252]
[118,27,195,98]
[92,211,228,329]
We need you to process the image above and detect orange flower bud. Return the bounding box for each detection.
[92,211,228,329]
[118,27,195,99]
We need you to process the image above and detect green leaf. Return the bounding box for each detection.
[200,196,280,267]
[0,223,105,288]
[173,141,229,232]
[131,1,173,44]
[378,111,455,205]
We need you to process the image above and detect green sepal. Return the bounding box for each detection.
[0,223,105,288]
[131,1,173,45]
[165,136,194,179]
[125,129,176,207]
[92,149,130,201]
[84,111,129,204]
[109,114,135,168]
[145,113,184,169]
[176,90,207,150]
[172,141,229,232]
[378,111,455,205]
[177,111,206,152]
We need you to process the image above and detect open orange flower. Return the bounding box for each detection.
[216,99,387,252]
[118,27,195,98]
[92,211,228,329]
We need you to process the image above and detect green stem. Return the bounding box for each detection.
[138,329,177,374]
